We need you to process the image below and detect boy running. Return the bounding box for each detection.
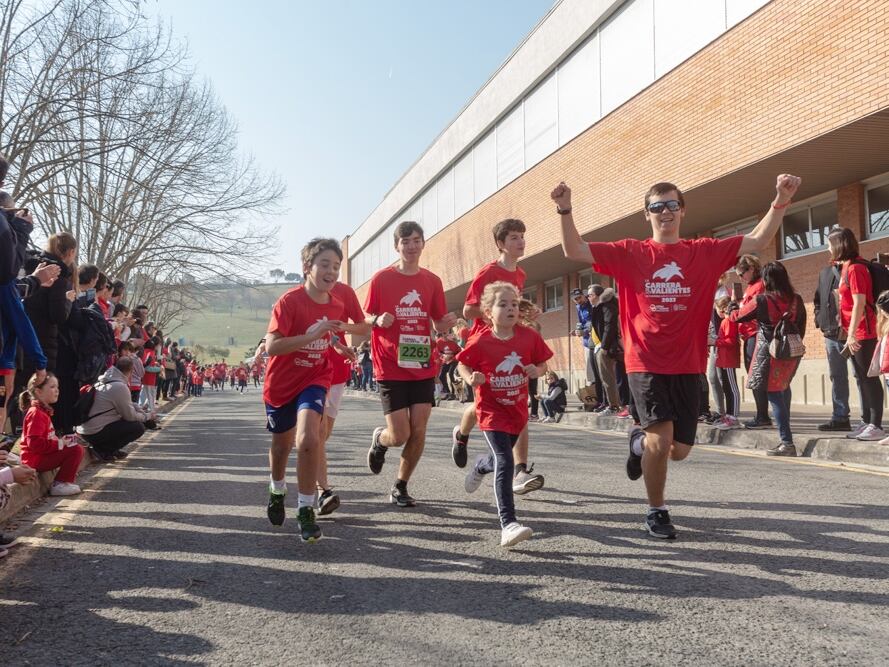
[364,221,457,507]
[264,238,345,543]
[452,219,544,495]
[553,174,800,539]
[458,282,552,547]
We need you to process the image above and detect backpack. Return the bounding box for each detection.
[845,259,889,304]
[75,306,116,383]
[72,384,114,426]
[768,298,806,360]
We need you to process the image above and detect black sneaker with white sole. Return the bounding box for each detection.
[318,489,340,516]
[267,492,286,526]
[390,485,417,508]
[645,509,677,539]
[451,425,468,468]
[626,427,644,481]
[367,426,387,474]
[297,506,322,542]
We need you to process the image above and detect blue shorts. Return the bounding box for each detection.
[265,385,327,433]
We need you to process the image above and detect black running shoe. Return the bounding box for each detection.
[267,492,286,526]
[367,427,387,474]
[451,425,468,468]
[318,489,340,516]
[390,485,417,508]
[645,509,677,539]
[743,418,773,430]
[626,427,644,481]
[113,449,129,460]
[0,533,19,549]
[297,506,322,542]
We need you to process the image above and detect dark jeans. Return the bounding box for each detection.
[540,397,564,418]
[82,419,146,455]
[850,337,883,428]
[767,388,793,445]
[824,337,851,421]
[745,336,770,422]
[528,377,539,417]
[477,431,519,528]
[361,362,374,390]
[616,356,630,406]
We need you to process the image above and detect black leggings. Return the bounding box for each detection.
[718,367,740,417]
[745,336,770,421]
[478,431,519,528]
[850,337,883,428]
[528,377,539,417]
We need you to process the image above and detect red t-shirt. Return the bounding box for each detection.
[328,282,365,386]
[141,350,158,386]
[589,236,743,375]
[456,326,553,435]
[263,286,345,407]
[839,258,876,341]
[732,279,764,341]
[364,266,447,381]
[715,317,741,369]
[464,261,526,337]
[237,368,247,381]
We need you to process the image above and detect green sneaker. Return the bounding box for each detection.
[297,506,322,543]
[267,490,286,526]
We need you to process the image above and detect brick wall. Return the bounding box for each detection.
[350,0,889,399]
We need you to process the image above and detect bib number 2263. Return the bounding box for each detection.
[397,335,431,369]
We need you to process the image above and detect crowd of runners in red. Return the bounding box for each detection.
[260,174,819,546]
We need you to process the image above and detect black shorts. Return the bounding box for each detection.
[378,378,435,415]
[627,372,701,446]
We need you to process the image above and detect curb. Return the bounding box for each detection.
[343,389,889,469]
[0,394,190,525]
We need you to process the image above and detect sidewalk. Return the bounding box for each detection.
[0,393,190,525]
[345,389,889,469]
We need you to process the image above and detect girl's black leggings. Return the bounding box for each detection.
[477,430,519,528]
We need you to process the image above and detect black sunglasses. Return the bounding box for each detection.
[646,200,682,214]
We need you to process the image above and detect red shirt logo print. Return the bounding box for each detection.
[646,261,691,313]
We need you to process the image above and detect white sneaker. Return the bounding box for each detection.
[722,415,741,430]
[878,435,889,445]
[856,424,885,441]
[500,522,533,547]
[50,481,81,496]
[540,417,553,423]
[464,455,487,494]
[846,422,868,439]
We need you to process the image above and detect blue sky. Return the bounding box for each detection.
[150,0,554,278]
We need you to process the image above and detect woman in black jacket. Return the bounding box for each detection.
[12,233,77,432]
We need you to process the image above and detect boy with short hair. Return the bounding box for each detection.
[364,221,457,507]
[264,238,345,542]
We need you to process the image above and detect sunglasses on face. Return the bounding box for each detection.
[646,200,682,214]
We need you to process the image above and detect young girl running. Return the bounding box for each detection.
[264,238,344,543]
[457,282,552,547]
[19,373,84,496]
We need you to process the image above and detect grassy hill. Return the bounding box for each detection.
[167,282,296,362]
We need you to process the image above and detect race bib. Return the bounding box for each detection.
[397,334,431,368]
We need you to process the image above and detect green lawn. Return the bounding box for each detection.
[167,283,295,363]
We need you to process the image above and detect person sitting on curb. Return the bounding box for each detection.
[19,372,84,496]
[0,449,37,557]
[77,356,153,462]
[538,371,568,423]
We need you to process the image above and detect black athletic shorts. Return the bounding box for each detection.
[627,372,701,446]
[378,378,435,415]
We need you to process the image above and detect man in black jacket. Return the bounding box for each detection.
[813,261,853,431]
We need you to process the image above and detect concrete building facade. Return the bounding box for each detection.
[345,0,889,407]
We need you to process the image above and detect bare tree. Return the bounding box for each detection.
[0,0,284,330]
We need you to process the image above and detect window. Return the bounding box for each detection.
[781,200,836,257]
[654,0,724,78]
[496,104,524,188]
[473,130,497,204]
[522,286,537,304]
[601,0,655,115]
[544,280,563,312]
[558,33,600,146]
[524,73,558,168]
[867,182,889,237]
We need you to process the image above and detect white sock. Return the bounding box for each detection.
[631,433,645,457]
[269,477,286,494]
[298,492,316,509]
[648,505,668,514]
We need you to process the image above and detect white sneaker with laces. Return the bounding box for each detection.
[500,522,533,547]
[50,481,81,496]
[464,455,487,494]
[878,435,889,445]
[856,424,885,441]
[846,422,868,439]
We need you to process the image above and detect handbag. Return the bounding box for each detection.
[768,298,806,360]
[867,337,884,377]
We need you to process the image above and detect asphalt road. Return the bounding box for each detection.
[2,388,889,666]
